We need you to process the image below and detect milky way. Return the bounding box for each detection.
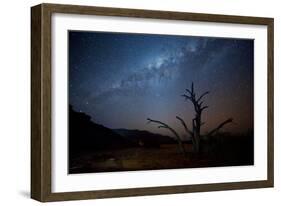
[69,31,253,137]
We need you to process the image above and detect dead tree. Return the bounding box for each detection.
[181,82,209,152]
[181,82,233,152]
[148,82,233,155]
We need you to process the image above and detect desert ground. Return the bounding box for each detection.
[69,135,253,174]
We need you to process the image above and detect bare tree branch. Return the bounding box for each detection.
[176,116,193,137]
[197,91,210,103]
[200,106,208,112]
[207,118,233,137]
[147,118,187,155]
[176,116,196,148]
[185,89,193,96]
[181,94,192,101]
[158,126,165,129]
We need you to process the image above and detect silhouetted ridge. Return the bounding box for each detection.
[114,129,176,147]
[69,105,136,157]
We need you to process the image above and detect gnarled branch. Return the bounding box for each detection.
[176,116,196,148]
[207,118,233,137]
[181,94,192,101]
[147,118,186,155]
[176,116,193,137]
[200,106,208,112]
[197,91,210,103]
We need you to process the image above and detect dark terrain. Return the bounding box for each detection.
[69,106,254,174]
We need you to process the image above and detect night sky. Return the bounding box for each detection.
[69,31,253,137]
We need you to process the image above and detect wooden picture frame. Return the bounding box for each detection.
[31,3,274,202]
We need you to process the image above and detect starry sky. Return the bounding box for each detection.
[69,31,254,137]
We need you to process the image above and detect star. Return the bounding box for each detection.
[69,31,253,134]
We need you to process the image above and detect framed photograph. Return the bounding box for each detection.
[31,3,274,202]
